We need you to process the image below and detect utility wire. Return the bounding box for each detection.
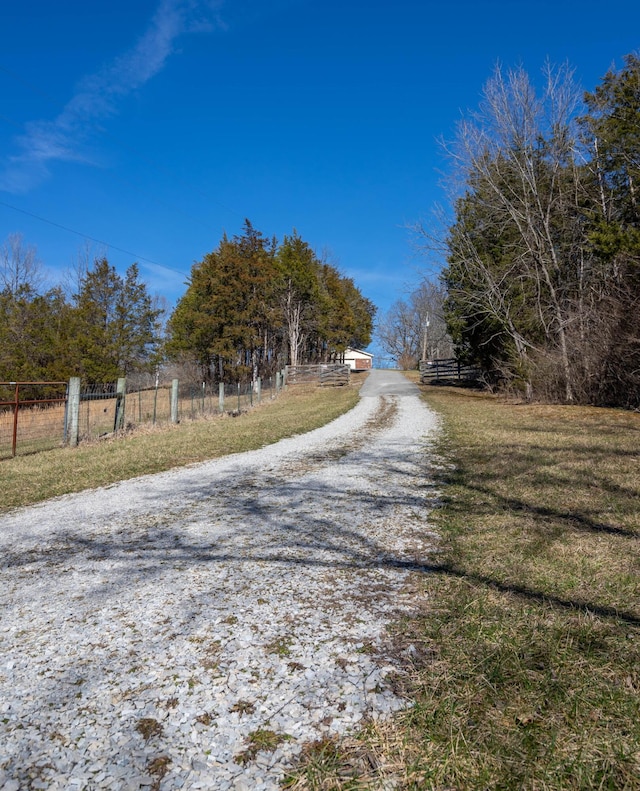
[0,198,190,279]
[0,107,219,235]
[0,62,242,282]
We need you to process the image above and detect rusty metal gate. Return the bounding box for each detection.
[0,382,68,459]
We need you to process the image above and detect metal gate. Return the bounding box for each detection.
[0,382,68,459]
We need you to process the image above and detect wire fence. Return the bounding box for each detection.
[0,382,68,460]
[0,376,281,461]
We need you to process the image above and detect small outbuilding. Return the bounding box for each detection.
[343,348,374,371]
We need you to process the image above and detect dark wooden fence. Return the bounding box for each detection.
[420,358,481,384]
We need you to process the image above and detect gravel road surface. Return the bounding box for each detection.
[0,370,440,791]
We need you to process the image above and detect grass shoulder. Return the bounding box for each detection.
[397,386,640,789]
[0,380,362,513]
[286,384,640,790]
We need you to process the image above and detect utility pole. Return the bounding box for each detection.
[421,313,430,361]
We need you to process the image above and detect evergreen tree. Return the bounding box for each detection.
[167,221,277,382]
[584,54,640,226]
[0,235,73,381]
[439,63,594,400]
[313,264,374,361]
[581,54,640,406]
[115,264,162,374]
[72,258,161,382]
[436,55,640,406]
[166,224,375,379]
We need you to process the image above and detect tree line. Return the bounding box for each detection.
[376,280,454,370]
[167,221,375,382]
[424,53,640,407]
[0,237,161,383]
[0,222,375,384]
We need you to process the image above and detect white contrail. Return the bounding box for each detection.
[0,0,223,194]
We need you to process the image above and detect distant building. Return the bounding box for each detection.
[343,348,374,371]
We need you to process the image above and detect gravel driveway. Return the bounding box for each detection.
[0,370,440,791]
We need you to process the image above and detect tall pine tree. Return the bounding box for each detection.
[72,258,160,382]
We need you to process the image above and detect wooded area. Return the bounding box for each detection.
[434,55,640,407]
[376,279,455,370]
[166,222,375,383]
[0,222,375,387]
[0,239,161,383]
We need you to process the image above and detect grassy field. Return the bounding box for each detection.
[286,383,640,790]
[0,380,361,512]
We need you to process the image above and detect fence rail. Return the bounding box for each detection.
[285,364,350,386]
[1,374,285,460]
[420,358,481,384]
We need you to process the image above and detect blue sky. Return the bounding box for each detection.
[1,0,639,349]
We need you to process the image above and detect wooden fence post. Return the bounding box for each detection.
[218,382,224,413]
[114,377,126,431]
[256,377,261,403]
[170,378,179,423]
[152,380,159,425]
[10,382,19,457]
[66,377,81,447]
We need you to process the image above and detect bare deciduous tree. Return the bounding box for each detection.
[0,233,43,294]
[377,279,453,369]
[439,62,592,400]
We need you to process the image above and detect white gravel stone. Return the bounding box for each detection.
[0,373,439,789]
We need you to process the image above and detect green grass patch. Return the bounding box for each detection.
[235,728,291,765]
[285,385,640,790]
[0,381,361,512]
[397,388,640,790]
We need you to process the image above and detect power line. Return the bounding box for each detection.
[0,106,221,236]
[0,198,190,279]
[0,61,245,277]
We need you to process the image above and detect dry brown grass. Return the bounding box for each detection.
[283,722,409,790]
[284,384,640,790]
[0,379,362,512]
[0,402,67,458]
[0,382,276,460]
[431,396,640,607]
